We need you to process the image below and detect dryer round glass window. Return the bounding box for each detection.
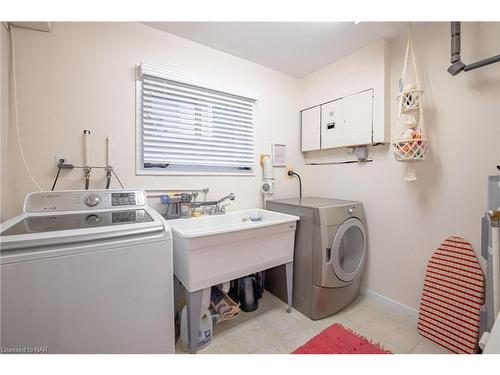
[330,217,366,282]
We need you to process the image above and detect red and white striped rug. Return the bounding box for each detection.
[417,236,485,354]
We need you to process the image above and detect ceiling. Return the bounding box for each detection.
[143,22,410,77]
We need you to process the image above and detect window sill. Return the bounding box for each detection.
[136,169,255,177]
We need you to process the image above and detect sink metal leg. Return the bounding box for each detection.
[186,289,203,354]
[285,262,293,313]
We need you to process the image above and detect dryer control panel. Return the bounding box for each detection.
[24,190,147,213]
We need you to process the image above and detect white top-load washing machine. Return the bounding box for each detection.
[265,197,367,320]
[0,190,174,354]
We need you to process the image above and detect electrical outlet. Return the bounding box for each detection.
[55,155,69,166]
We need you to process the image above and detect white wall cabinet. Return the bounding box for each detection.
[300,89,374,152]
[342,89,373,147]
[301,106,321,152]
[321,98,343,149]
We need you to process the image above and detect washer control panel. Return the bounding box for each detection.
[111,192,136,207]
[24,190,147,213]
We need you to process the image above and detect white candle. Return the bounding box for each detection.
[106,137,111,167]
[83,130,90,166]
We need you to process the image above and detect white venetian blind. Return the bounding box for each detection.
[138,63,256,172]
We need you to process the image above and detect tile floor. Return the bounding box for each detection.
[175,291,452,354]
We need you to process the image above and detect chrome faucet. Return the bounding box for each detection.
[187,193,236,216]
[209,193,236,215]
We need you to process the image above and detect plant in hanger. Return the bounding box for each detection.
[392,25,428,182]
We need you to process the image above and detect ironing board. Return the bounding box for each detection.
[417,236,485,354]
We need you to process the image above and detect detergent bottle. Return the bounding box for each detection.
[180,306,213,352]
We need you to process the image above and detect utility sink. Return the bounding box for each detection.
[168,208,299,353]
[168,208,299,292]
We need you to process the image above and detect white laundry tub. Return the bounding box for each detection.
[168,208,299,292]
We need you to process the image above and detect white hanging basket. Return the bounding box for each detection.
[392,29,428,182]
[392,138,428,162]
[399,88,424,114]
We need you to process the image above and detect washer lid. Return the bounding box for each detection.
[330,217,366,282]
[1,209,154,236]
[0,207,168,253]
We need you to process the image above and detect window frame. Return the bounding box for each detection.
[135,63,258,176]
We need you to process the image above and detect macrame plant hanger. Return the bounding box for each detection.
[392,25,428,182]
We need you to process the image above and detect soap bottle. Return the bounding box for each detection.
[180,306,213,352]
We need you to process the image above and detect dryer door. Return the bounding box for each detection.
[330,218,366,282]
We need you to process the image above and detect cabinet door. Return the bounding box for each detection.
[301,106,320,152]
[342,89,373,147]
[321,99,343,149]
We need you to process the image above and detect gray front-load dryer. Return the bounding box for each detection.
[265,197,367,320]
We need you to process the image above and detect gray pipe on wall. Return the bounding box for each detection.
[447,21,500,76]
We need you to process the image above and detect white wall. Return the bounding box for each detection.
[300,22,500,310]
[3,22,303,218]
[1,24,11,221]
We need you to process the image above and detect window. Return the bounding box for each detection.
[136,63,256,175]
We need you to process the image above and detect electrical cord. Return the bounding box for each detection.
[287,170,302,198]
[51,160,63,191]
[112,169,125,189]
[10,26,43,191]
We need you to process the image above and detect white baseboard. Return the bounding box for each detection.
[361,288,419,320]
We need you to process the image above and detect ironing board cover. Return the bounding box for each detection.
[417,236,485,354]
